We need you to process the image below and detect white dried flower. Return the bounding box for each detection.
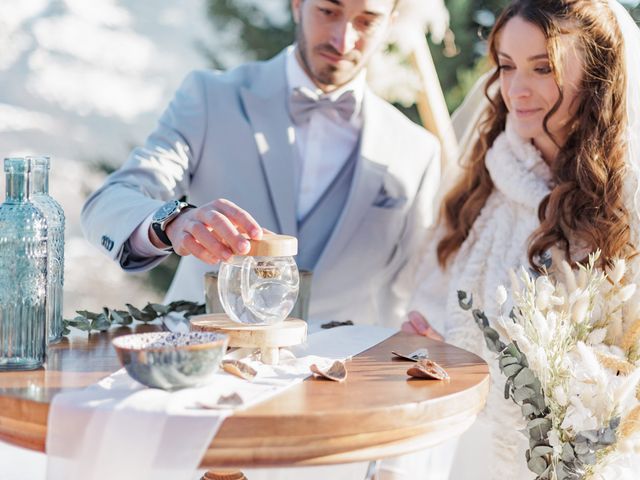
[571,293,590,325]
[608,259,627,284]
[560,260,578,293]
[509,269,521,294]
[548,429,563,455]
[553,385,569,407]
[496,285,508,307]
[577,268,588,290]
[618,284,637,303]
[587,328,608,345]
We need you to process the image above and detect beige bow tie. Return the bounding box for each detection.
[289,87,357,124]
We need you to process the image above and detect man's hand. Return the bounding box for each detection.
[151,198,263,264]
[400,311,444,341]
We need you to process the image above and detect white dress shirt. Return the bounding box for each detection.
[129,45,366,256]
[285,45,365,220]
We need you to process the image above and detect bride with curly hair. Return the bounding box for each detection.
[394,0,640,478]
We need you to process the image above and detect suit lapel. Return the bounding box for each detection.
[239,50,298,236]
[314,90,392,275]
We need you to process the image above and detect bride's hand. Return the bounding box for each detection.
[400,311,444,341]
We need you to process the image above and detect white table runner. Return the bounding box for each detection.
[46,325,394,480]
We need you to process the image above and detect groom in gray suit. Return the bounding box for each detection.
[82,0,440,328]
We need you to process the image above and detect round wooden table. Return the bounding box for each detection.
[0,323,489,470]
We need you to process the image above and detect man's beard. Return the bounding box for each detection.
[295,26,361,88]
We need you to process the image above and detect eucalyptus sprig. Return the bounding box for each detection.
[62,300,205,336]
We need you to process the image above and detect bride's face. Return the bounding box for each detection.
[497,16,583,161]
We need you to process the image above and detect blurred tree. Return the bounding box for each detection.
[203,0,292,68]
[429,0,506,111]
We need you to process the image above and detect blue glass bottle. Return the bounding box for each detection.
[29,156,65,343]
[0,158,48,370]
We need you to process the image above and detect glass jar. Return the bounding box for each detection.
[28,155,65,343]
[0,158,48,370]
[217,234,299,325]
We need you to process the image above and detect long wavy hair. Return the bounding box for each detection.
[437,0,631,269]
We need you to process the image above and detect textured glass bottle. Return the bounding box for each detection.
[29,156,65,343]
[0,158,48,370]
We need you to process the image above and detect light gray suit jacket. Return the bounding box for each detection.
[81,49,441,327]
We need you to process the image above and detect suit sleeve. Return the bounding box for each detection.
[81,70,210,271]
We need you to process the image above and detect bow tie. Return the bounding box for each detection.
[289,87,357,125]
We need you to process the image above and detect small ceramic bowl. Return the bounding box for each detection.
[112,331,228,390]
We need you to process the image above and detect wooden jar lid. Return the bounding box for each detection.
[248,233,298,257]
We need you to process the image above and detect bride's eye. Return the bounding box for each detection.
[498,64,514,72]
[535,65,552,74]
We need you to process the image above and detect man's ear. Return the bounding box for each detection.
[291,0,302,24]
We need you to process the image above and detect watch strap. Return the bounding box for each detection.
[152,221,173,248]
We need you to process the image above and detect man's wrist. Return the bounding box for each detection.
[150,200,195,249]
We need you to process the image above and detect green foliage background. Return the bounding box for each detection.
[203,0,640,116]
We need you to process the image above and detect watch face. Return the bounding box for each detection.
[153,200,179,223]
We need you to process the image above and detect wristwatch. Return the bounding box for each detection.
[151,200,195,249]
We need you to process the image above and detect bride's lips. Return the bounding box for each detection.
[514,107,543,118]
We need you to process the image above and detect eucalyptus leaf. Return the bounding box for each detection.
[521,403,538,418]
[126,303,145,318]
[499,355,519,369]
[76,310,101,321]
[527,456,549,475]
[68,317,92,331]
[577,452,596,465]
[91,313,111,331]
[561,443,576,462]
[527,417,552,441]
[610,417,621,430]
[149,303,170,315]
[513,367,538,388]
[556,466,570,480]
[573,442,589,455]
[458,290,473,310]
[503,363,524,378]
[531,445,554,457]
[473,309,489,328]
[578,430,599,443]
[111,310,132,326]
[504,379,512,400]
[514,386,537,404]
[505,343,523,362]
[599,427,617,445]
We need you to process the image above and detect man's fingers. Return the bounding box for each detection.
[424,327,445,342]
[408,311,429,335]
[407,311,444,341]
[182,233,231,264]
[401,321,420,335]
[196,209,250,255]
[212,199,262,240]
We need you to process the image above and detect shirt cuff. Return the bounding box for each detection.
[129,212,173,258]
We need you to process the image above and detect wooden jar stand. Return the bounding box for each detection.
[189,313,307,365]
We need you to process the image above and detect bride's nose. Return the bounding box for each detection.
[508,72,533,99]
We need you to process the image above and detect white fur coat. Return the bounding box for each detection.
[409,118,553,480]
